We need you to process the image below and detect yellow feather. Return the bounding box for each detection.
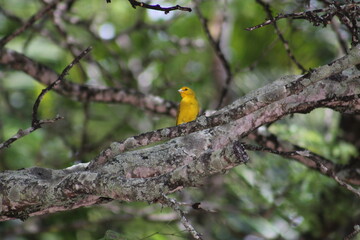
[176,86,200,125]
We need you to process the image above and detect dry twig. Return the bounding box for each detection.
[0,46,92,150]
[0,0,63,47]
[161,195,203,240]
[255,0,306,72]
[193,0,233,109]
[127,0,191,14]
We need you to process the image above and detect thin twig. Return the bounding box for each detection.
[161,195,203,240]
[193,0,233,109]
[49,0,88,81]
[246,2,360,31]
[330,19,349,54]
[32,46,93,127]
[255,0,306,72]
[0,6,23,22]
[333,174,360,198]
[246,8,327,31]
[313,160,360,199]
[0,46,92,150]
[0,0,62,47]
[243,143,302,157]
[0,117,63,150]
[127,0,191,14]
[332,1,359,46]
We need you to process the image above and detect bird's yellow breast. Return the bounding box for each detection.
[176,87,199,125]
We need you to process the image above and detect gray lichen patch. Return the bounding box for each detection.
[78,172,98,184]
[8,186,20,202]
[258,85,287,104]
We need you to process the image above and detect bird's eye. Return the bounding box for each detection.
[184,88,188,91]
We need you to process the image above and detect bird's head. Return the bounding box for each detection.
[178,86,195,98]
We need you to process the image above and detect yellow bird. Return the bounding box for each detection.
[176,86,200,125]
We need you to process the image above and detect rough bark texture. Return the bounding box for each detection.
[1,45,360,222]
[0,140,248,221]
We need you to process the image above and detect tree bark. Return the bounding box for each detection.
[1,45,360,222]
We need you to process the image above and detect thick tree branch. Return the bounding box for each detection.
[1,45,359,222]
[90,45,360,168]
[0,140,248,221]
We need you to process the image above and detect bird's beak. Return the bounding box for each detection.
[178,88,183,92]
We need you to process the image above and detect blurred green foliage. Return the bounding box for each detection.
[0,0,359,239]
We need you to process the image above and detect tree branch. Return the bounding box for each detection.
[255,0,306,72]
[1,45,359,223]
[0,48,178,117]
[245,2,360,31]
[161,195,203,240]
[244,135,360,197]
[0,140,248,221]
[0,46,92,150]
[32,46,92,127]
[127,0,191,14]
[0,117,63,150]
[0,0,63,47]
[90,45,360,168]
[194,0,233,109]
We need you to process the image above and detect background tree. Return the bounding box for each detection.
[0,0,359,239]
